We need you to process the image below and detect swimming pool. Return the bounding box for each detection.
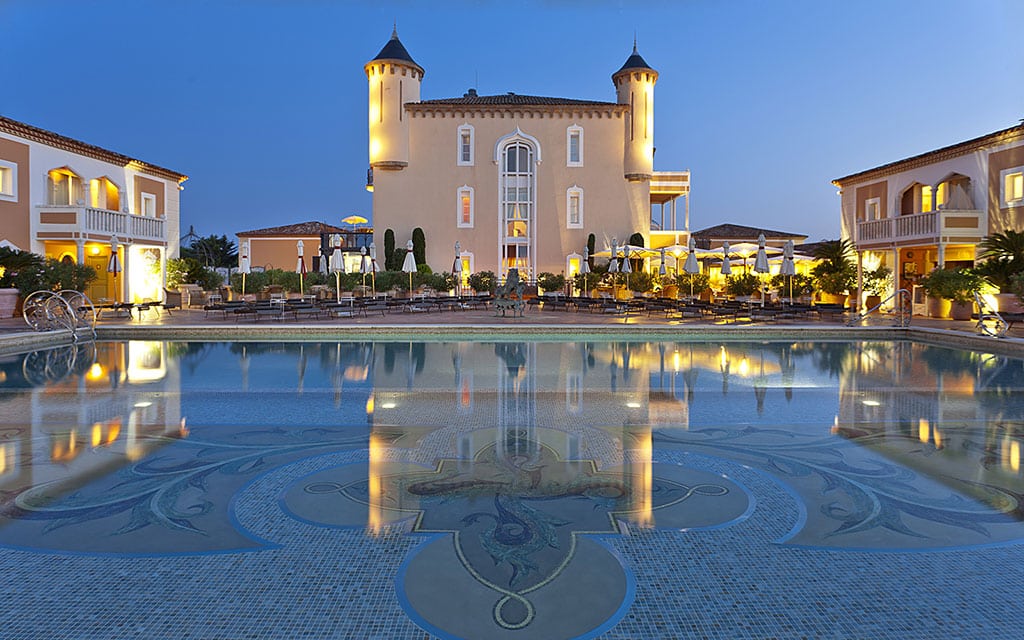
[1,338,1023,639]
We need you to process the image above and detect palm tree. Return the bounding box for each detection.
[810,238,856,296]
[977,230,1024,292]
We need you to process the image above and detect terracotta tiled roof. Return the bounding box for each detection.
[417,92,619,107]
[237,221,350,237]
[0,115,187,182]
[832,122,1024,186]
[692,223,807,241]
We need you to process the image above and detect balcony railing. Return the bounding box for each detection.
[36,206,166,243]
[856,209,986,245]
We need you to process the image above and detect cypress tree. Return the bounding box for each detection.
[383,229,396,271]
[412,227,426,268]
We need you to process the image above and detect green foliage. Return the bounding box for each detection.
[586,233,596,263]
[168,257,222,290]
[726,273,761,297]
[810,239,856,295]
[675,272,711,295]
[373,270,403,293]
[180,234,237,268]
[383,229,397,271]
[13,257,96,295]
[468,270,497,294]
[919,267,984,305]
[977,230,1024,292]
[770,273,815,296]
[626,270,655,293]
[862,265,893,296]
[412,227,426,268]
[1010,272,1024,303]
[425,271,455,292]
[0,247,44,289]
[628,232,644,248]
[536,272,566,293]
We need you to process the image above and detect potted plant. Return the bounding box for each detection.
[976,230,1024,313]
[862,265,893,310]
[810,239,856,305]
[919,267,984,320]
[536,272,566,295]
[0,247,42,318]
[725,273,759,299]
[675,272,710,299]
[770,273,814,302]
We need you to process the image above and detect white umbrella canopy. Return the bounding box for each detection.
[296,239,307,296]
[780,240,797,277]
[239,240,251,298]
[359,246,370,274]
[607,239,619,273]
[720,241,733,276]
[402,240,417,292]
[753,234,771,274]
[683,236,700,275]
[658,247,667,276]
[329,235,345,302]
[369,242,380,272]
[108,235,122,302]
[452,241,461,295]
[621,249,632,274]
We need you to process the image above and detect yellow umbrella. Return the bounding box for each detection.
[342,215,368,227]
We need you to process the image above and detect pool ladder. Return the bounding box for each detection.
[21,290,97,343]
[973,291,1009,338]
[846,289,912,327]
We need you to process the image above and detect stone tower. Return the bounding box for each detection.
[365,27,423,171]
[612,42,658,182]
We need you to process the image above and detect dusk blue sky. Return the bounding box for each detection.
[3,0,1022,245]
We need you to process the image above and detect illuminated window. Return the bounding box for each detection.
[566,125,583,167]
[566,185,583,229]
[0,161,15,201]
[47,167,81,205]
[89,177,121,211]
[498,134,538,280]
[457,185,474,228]
[920,185,933,212]
[457,124,474,166]
[1002,167,1024,208]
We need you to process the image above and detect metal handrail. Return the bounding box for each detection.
[846,288,912,327]
[974,291,1008,338]
[22,290,97,342]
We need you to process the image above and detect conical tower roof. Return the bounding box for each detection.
[613,41,656,77]
[368,27,423,76]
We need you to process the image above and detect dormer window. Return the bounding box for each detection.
[47,167,81,205]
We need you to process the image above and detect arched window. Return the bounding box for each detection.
[89,176,122,211]
[457,124,474,166]
[500,140,535,279]
[566,125,583,167]
[47,167,82,206]
[456,185,474,228]
[566,185,584,229]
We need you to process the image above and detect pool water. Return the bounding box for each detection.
[1,339,1023,639]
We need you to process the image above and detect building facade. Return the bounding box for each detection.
[0,116,187,303]
[833,123,1024,298]
[365,30,689,283]
[237,221,371,276]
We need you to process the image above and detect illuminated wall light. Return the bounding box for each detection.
[918,419,930,444]
[89,245,101,256]
[87,363,105,381]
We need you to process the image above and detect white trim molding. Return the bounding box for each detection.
[566,185,584,229]
[457,185,475,228]
[457,123,475,166]
[566,124,583,167]
[0,159,17,202]
[1000,165,1024,208]
[493,127,542,164]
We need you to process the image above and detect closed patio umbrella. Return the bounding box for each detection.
[621,247,632,291]
[780,240,796,304]
[658,247,667,276]
[753,234,770,307]
[452,241,461,296]
[402,240,417,294]
[107,235,122,302]
[329,234,346,302]
[683,235,700,299]
[581,246,591,295]
[296,240,307,296]
[239,240,251,299]
[607,239,619,274]
[369,242,379,295]
[359,245,370,293]
[720,242,733,276]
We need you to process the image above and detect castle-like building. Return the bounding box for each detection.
[365,29,689,282]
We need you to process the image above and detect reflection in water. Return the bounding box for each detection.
[0,339,1022,553]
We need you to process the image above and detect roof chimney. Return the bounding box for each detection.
[464,88,477,97]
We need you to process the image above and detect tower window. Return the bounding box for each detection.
[457,185,474,228]
[457,124,474,166]
[566,186,583,228]
[567,126,583,167]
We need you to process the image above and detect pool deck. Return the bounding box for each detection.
[1,304,1023,355]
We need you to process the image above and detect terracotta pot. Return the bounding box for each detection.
[995,293,1024,314]
[865,295,882,310]
[927,296,951,318]
[0,288,18,319]
[950,300,974,321]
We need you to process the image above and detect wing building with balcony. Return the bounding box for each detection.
[0,115,187,303]
[833,122,1024,295]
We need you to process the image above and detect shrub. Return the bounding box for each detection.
[675,272,710,295]
[862,266,893,297]
[770,273,814,296]
[919,267,984,305]
[168,257,222,290]
[536,272,566,293]
[810,239,856,295]
[726,273,760,297]
[468,270,497,294]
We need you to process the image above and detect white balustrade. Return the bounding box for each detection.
[40,206,167,242]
